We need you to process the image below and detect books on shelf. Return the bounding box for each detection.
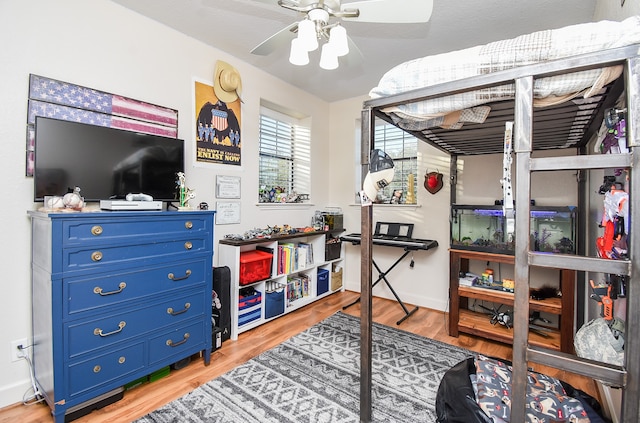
[298,242,314,267]
[278,242,314,275]
[286,273,310,306]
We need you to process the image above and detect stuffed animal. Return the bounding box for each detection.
[62,187,84,210]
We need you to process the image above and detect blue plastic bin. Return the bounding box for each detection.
[317,269,329,295]
[238,305,261,326]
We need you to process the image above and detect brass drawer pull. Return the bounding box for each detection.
[184,241,193,250]
[91,251,103,262]
[94,321,126,337]
[185,221,193,229]
[166,333,190,347]
[168,269,191,281]
[118,356,126,364]
[167,303,191,316]
[93,365,101,373]
[91,225,103,236]
[94,282,126,296]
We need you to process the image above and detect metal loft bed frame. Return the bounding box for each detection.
[359,44,640,422]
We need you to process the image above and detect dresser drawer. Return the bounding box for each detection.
[63,237,208,274]
[67,292,205,358]
[68,342,145,398]
[62,215,211,247]
[65,259,207,316]
[148,320,206,365]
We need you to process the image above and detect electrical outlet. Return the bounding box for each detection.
[10,338,28,362]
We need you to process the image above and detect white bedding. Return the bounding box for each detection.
[369,16,640,131]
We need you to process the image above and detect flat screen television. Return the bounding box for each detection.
[34,116,184,202]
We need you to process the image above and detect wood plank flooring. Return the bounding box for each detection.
[0,291,599,423]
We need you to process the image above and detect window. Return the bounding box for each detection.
[372,120,418,204]
[258,105,311,203]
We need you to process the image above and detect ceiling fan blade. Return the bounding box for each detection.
[250,21,298,55]
[342,34,364,67]
[341,0,433,23]
[247,0,285,5]
[245,0,303,9]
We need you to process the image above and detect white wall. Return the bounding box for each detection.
[0,0,332,408]
[457,150,580,206]
[595,0,640,20]
[329,97,453,312]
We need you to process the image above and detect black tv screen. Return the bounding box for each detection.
[34,117,184,202]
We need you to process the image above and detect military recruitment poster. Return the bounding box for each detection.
[194,80,242,166]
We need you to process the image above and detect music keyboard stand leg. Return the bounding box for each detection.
[342,249,419,324]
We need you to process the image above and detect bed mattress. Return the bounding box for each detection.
[369,16,640,132]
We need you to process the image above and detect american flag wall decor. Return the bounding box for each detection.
[25,74,179,176]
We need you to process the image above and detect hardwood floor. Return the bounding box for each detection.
[0,290,599,423]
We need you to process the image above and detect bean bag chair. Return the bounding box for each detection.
[436,354,610,423]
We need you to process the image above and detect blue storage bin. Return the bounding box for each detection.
[265,289,285,319]
[317,268,329,295]
[238,304,261,326]
[239,291,262,310]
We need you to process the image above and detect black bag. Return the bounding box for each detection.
[435,357,492,423]
[212,266,231,341]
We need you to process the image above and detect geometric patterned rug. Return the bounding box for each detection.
[134,312,473,422]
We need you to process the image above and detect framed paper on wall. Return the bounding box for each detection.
[215,201,241,225]
[216,175,241,199]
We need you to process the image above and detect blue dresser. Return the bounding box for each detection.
[28,210,215,422]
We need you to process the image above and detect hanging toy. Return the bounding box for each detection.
[597,179,629,260]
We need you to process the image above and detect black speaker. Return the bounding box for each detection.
[212,266,231,342]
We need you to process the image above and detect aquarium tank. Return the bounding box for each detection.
[450,205,577,255]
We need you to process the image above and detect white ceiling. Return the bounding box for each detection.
[110,0,598,102]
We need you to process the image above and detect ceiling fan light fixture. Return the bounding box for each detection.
[297,18,318,52]
[328,24,349,57]
[319,43,339,70]
[289,38,309,66]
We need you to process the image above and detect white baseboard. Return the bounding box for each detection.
[343,281,448,312]
[0,377,33,409]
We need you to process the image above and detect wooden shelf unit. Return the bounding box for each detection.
[448,249,575,353]
[458,309,562,351]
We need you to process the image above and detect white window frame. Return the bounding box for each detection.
[370,119,418,204]
[258,104,311,204]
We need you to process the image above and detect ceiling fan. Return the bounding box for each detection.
[250,0,433,70]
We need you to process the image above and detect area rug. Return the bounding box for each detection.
[135,312,473,422]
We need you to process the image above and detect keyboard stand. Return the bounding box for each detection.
[343,247,419,325]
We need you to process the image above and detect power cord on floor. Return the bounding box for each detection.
[16,344,45,405]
